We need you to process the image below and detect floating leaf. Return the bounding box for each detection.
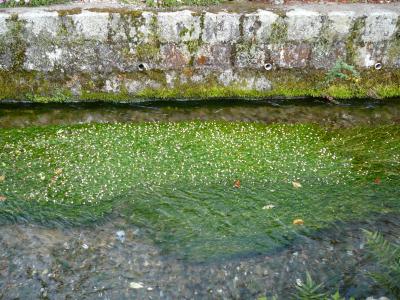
[292,181,302,188]
[374,177,381,184]
[0,175,5,182]
[293,219,304,225]
[233,179,241,188]
[0,195,6,202]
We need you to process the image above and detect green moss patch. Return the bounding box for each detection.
[1,122,399,260]
[0,69,399,103]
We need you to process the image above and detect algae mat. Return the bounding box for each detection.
[0,122,399,260]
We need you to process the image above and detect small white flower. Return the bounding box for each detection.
[82,243,89,250]
[262,204,275,210]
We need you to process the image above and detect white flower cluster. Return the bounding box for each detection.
[0,122,356,210]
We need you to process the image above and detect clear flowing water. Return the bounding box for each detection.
[0,99,399,299]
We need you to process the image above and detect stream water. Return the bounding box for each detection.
[1,99,400,128]
[0,99,399,299]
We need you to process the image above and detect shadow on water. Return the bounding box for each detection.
[1,213,399,299]
[1,99,400,299]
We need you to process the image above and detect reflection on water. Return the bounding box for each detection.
[1,99,400,128]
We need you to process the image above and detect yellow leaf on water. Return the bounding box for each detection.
[293,219,304,225]
[292,181,302,188]
[0,175,5,182]
[0,195,6,202]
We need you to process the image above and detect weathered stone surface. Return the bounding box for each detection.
[96,44,127,73]
[195,44,232,68]
[127,43,161,70]
[71,11,110,41]
[24,46,63,72]
[0,13,10,36]
[217,69,239,86]
[19,11,60,37]
[203,12,240,44]
[0,54,12,70]
[362,11,398,42]
[0,5,399,100]
[286,9,322,41]
[270,43,311,68]
[108,13,127,43]
[388,39,400,67]
[125,78,161,94]
[160,44,191,69]
[356,42,389,67]
[235,44,267,69]
[103,76,121,93]
[327,11,355,38]
[157,10,200,43]
[243,10,279,43]
[0,15,14,71]
[125,79,142,94]
[308,11,355,69]
[245,76,272,91]
[311,41,347,69]
[61,44,99,73]
[128,12,155,44]
[216,70,271,91]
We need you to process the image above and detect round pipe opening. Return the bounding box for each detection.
[138,63,148,71]
[374,62,382,70]
[264,63,273,71]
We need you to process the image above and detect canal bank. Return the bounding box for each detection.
[0,3,399,101]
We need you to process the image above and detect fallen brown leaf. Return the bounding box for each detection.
[0,195,6,202]
[374,177,381,184]
[233,180,241,188]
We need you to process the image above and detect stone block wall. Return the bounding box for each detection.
[0,4,399,101]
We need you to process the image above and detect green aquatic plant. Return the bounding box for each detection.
[293,273,355,300]
[292,232,400,300]
[291,230,400,300]
[294,272,327,299]
[364,230,400,298]
[1,123,400,260]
